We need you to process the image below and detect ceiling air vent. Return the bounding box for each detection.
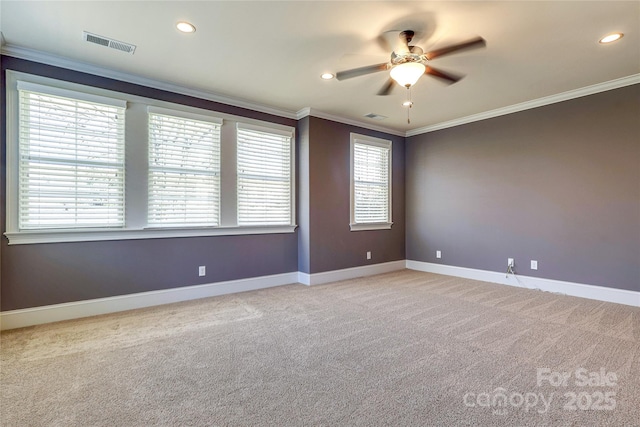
[364,113,387,120]
[83,31,136,54]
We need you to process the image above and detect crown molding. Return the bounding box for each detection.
[296,107,405,137]
[1,44,298,120]
[406,74,640,137]
[3,45,637,138]
[2,44,402,136]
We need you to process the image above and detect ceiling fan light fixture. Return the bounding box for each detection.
[390,62,426,88]
[599,33,623,44]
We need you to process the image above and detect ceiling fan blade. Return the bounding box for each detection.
[377,32,394,52]
[425,66,462,84]
[335,63,389,81]
[377,79,396,96]
[425,37,486,61]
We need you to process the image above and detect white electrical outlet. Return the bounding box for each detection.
[508,258,514,267]
[366,251,371,260]
[198,266,206,276]
[436,250,442,259]
[531,260,538,270]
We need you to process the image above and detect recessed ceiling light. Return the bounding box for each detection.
[321,73,334,80]
[176,21,196,33]
[599,33,623,44]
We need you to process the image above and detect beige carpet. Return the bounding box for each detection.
[1,270,639,426]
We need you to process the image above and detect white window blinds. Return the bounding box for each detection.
[148,109,221,227]
[353,140,391,224]
[17,82,126,230]
[237,124,293,226]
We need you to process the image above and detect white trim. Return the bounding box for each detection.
[147,106,223,125]
[349,222,393,231]
[18,80,127,108]
[236,122,294,138]
[406,260,640,308]
[4,225,297,245]
[296,107,405,137]
[350,133,393,230]
[2,45,298,120]
[298,260,406,286]
[406,74,640,136]
[5,71,20,234]
[351,133,392,149]
[2,260,635,329]
[297,272,311,285]
[0,272,299,330]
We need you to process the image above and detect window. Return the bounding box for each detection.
[5,71,296,244]
[350,133,393,231]
[237,124,294,226]
[148,108,222,227]
[17,81,126,230]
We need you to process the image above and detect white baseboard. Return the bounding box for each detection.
[406,260,639,308]
[298,260,406,286]
[0,272,299,330]
[4,260,635,330]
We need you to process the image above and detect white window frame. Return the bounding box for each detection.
[4,71,296,245]
[15,81,127,230]
[349,133,393,231]
[236,123,295,227]
[147,106,223,228]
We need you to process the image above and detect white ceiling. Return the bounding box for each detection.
[1,1,639,133]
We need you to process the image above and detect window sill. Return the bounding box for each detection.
[4,225,298,245]
[349,222,393,232]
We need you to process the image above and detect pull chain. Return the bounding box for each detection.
[405,87,413,124]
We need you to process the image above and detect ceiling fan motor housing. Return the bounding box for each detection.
[391,51,427,66]
[400,30,414,44]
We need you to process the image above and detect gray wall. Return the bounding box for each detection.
[1,57,298,311]
[1,235,297,309]
[406,84,640,292]
[3,55,635,312]
[1,57,406,311]
[302,117,405,274]
[296,117,311,273]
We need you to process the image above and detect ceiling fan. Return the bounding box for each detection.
[335,30,486,96]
